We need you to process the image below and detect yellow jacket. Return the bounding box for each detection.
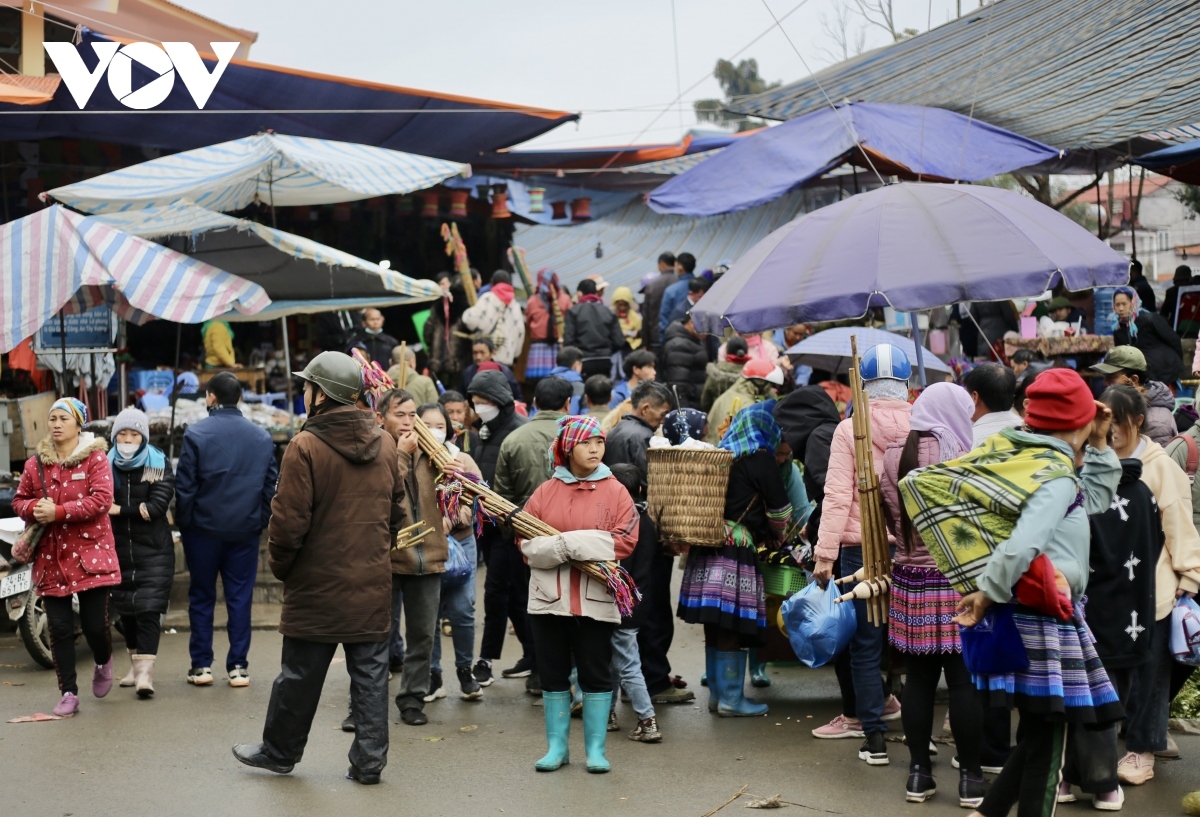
[1137,437,1200,620]
[611,286,642,350]
[203,321,235,368]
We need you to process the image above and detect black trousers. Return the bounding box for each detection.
[45,587,111,695]
[261,636,390,775]
[120,611,162,656]
[638,552,676,695]
[480,529,534,665]
[901,651,982,772]
[529,615,616,694]
[979,710,1068,817]
[983,705,1015,767]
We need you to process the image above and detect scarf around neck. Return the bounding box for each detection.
[108,440,167,483]
[491,282,515,306]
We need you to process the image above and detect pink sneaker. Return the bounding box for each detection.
[882,694,902,722]
[812,714,865,739]
[53,692,79,717]
[93,655,114,699]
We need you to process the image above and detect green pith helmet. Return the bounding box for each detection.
[293,351,363,406]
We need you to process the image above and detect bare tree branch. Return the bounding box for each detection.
[1052,175,1102,211]
[817,2,867,64]
[851,0,898,40]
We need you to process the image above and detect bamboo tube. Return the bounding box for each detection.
[848,334,891,626]
[398,341,408,389]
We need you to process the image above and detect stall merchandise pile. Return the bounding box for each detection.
[145,398,291,434]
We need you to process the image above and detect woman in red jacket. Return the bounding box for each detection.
[520,415,639,774]
[12,398,120,716]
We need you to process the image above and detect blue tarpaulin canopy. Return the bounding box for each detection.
[648,102,1060,217]
[1133,139,1200,185]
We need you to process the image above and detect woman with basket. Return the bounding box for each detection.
[12,398,120,717]
[678,401,792,717]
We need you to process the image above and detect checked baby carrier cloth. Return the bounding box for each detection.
[898,428,1078,595]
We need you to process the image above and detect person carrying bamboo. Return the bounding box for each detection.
[812,344,913,766]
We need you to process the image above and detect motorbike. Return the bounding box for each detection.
[0,517,79,669]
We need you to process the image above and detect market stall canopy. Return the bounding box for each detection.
[727,0,1200,152]
[690,183,1129,336]
[648,102,1060,217]
[476,130,749,171]
[47,133,468,214]
[783,326,952,376]
[91,202,441,320]
[0,30,575,162]
[1132,139,1200,185]
[0,205,270,353]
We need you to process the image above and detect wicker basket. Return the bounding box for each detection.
[646,447,734,547]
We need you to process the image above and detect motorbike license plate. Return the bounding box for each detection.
[0,565,31,598]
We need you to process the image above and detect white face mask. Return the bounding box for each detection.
[429,428,447,446]
[475,404,500,424]
[116,442,141,458]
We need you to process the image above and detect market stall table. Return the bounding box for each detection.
[198,367,267,394]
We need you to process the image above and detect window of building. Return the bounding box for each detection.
[1158,230,1171,251]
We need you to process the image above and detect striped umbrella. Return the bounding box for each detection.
[0,205,270,353]
[45,133,469,214]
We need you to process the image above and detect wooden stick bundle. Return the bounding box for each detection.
[393,521,435,550]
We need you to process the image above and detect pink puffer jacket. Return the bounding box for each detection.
[815,398,912,562]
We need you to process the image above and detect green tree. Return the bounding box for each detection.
[693,58,780,132]
[1175,185,1200,220]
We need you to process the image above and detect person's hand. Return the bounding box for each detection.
[138,503,151,522]
[442,517,452,535]
[108,504,120,516]
[397,431,418,455]
[1088,401,1112,451]
[778,355,794,372]
[813,559,834,588]
[953,591,993,627]
[32,498,57,524]
[1053,568,1070,595]
[1177,588,1196,599]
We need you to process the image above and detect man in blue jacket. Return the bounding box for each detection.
[176,372,278,688]
[658,252,696,341]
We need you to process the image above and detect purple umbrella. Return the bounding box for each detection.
[690,182,1129,336]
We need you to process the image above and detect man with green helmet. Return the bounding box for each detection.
[234,351,408,785]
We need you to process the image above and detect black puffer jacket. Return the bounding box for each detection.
[774,387,841,538]
[1114,312,1185,385]
[468,370,527,485]
[660,321,708,409]
[564,300,624,359]
[109,459,176,616]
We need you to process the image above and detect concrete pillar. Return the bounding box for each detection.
[20,2,45,78]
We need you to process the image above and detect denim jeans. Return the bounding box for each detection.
[611,627,655,720]
[431,534,477,673]
[840,546,887,735]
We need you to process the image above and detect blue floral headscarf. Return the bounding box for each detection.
[719,400,781,459]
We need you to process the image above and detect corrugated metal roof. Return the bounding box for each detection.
[730,0,1200,150]
[512,181,880,293]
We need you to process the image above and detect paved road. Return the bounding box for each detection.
[1,615,1198,816]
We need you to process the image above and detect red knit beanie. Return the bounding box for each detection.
[1023,369,1096,431]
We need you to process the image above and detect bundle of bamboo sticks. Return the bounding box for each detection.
[393,521,435,551]
[834,335,892,626]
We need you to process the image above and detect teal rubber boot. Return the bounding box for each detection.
[749,649,771,688]
[535,690,571,771]
[715,651,768,718]
[706,647,718,712]
[581,692,612,773]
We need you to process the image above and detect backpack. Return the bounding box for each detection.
[1171,432,1200,484]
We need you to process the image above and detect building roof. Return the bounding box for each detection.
[729,0,1200,150]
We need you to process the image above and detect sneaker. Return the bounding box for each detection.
[187,667,214,686]
[812,714,865,739]
[228,667,250,688]
[1093,786,1124,811]
[53,691,79,717]
[960,772,988,808]
[441,618,452,636]
[1058,780,1078,804]
[952,755,1005,775]
[1155,736,1180,759]
[650,686,695,704]
[473,659,494,687]
[905,764,936,802]
[630,716,663,743]
[457,666,482,700]
[92,656,114,698]
[502,655,534,678]
[881,694,902,722]
[424,671,446,702]
[859,731,889,765]
[607,710,621,732]
[525,672,542,697]
[1116,751,1154,785]
[400,707,427,726]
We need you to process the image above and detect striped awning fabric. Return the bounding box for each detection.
[46,133,469,214]
[0,205,270,353]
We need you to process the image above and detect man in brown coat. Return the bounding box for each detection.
[233,352,406,785]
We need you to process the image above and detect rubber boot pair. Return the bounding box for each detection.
[131,654,155,699]
[119,649,137,687]
[714,650,768,717]
[535,690,611,773]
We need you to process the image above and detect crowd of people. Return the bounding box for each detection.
[11,261,1200,811]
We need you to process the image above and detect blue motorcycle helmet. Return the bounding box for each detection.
[859,343,912,382]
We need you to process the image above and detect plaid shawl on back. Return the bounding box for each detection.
[898,428,1077,595]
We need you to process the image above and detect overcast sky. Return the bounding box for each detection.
[194,0,983,150]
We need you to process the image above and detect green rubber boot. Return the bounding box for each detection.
[535,690,571,771]
[581,692,612,773]
[706,647,718,712]
[715,650,768,718]
[749,649,771,688]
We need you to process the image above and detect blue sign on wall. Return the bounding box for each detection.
[36,307,116,352]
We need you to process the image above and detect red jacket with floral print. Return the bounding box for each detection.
[13,434,120,597]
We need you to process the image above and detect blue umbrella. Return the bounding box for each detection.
[648,102,1060,217]
[784,327,952,378]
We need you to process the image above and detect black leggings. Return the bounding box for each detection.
[45,587,112,695]
[979,710,1068,817]
[120,611,162,656]
[529,615,615,694]
[901,650,983,772]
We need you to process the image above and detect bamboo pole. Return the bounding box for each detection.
[398,341,408,389]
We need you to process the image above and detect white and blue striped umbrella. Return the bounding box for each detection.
[783,326,952,377]
[46,133,469,214]
[0,205,271,353]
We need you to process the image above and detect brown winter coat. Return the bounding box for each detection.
[268,405,406,643]
[391,446,453,575]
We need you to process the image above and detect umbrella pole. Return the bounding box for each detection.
[58,311,68,397]
[909,312,928,387]
[167,322,182,459]
[266,167,296,437]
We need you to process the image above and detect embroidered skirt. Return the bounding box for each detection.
[677,521,766,646]
[889,564,962,654]
[526,342,559,380]
[973,605,1123,724]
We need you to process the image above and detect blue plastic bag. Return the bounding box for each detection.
[442,536,473,589]
[780,579,857,668]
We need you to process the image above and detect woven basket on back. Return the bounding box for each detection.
[646,447,734,547]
